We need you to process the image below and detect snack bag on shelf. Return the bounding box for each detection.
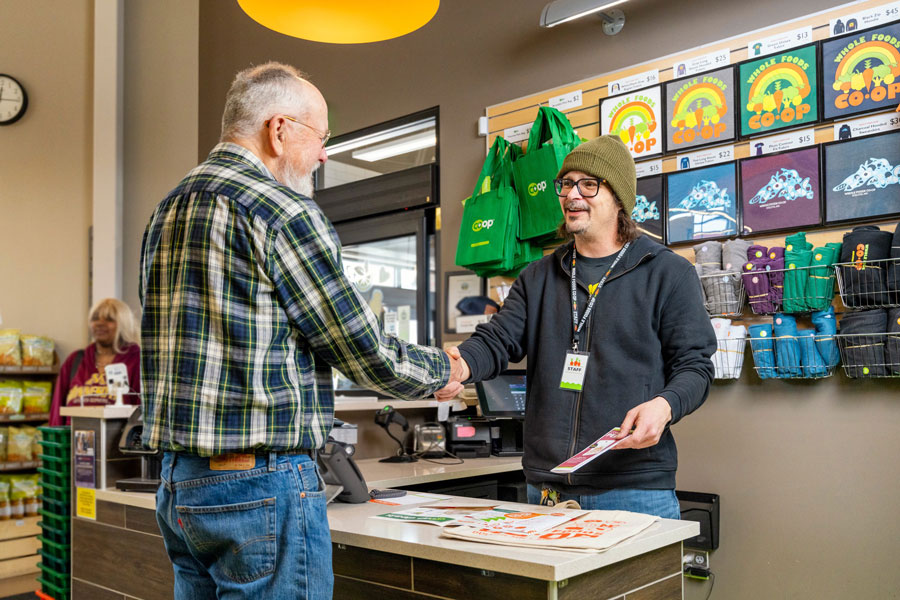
[20,335,55,367]
[31,428,42,463]
[6,426,34,462]
[0,330,22,366]
[0,426,7,461]
[0,477,10,520]
[0,381,23,414]
[8,474,36,518]
[22,475,40,516]
[22,381,51,414]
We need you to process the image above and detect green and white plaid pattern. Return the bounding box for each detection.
[139,143,449,456]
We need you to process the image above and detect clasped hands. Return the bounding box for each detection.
[436,346,468,401]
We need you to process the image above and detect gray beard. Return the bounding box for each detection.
[281,161,315,198]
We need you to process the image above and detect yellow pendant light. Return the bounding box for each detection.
[237,0,440,44]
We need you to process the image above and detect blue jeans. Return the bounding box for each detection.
[527,484,681,520]
[156,452,333,600]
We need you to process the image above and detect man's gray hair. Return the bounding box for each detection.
[220,62,314,141]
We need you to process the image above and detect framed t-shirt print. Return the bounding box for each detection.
[823,130,900,224]
[821,21,900,120]
[665,162,739,244]
[633,175,665,244]
[599,86,664,160]
[738,43,819,137]
[739,146,821,236]
[665,66,736,153]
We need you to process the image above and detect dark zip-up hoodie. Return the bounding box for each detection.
[458,235,716,491]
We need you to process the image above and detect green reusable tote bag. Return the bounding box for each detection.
[513,107,578,241]
[456,137,522,273]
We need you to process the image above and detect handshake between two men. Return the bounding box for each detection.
[438,346,469,401]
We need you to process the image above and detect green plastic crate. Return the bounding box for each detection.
[38,508,70,532]
[37,426,71,446]
[41,481,70,503]
[38,548,70,574]
[37,575,71,600]
[38,562,69,590]
[38,521,70,545]
[38,466,71,488]
[38,453,71,473]
[38,440,70,460]
[37,535,71,561]
[41,496,71,516]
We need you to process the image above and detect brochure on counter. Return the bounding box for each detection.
[372,504,588,534]
[441,510,660,553]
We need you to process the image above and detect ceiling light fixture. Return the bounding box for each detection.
[238,0,440,44]
[352,131,436,162]
[540,0,628,34]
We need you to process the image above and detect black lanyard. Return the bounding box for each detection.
[570,242,630,351]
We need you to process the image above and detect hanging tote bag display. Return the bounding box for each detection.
[513,107,579,242]
[456,136,523,276]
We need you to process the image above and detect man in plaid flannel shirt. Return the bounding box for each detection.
[140,62,465,599]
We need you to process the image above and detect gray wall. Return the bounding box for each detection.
[196,2,900,598]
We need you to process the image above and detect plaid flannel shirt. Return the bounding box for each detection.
[139,143,450,455]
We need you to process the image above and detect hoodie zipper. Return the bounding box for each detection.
[564,251,652,486]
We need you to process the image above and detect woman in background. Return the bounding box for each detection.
[49,298,141,425]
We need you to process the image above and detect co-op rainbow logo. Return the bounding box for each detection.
[831,35,900,109]
[670,81,728,144]
[472,219,495,232]
[608,100,658,154]
[746,60,812,129]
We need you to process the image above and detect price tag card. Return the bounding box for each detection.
[551,428,630,474]
[751,128,816,156]
[672,49,731,78]
[829,1,900,36]
[677,144,734,170]
[503,123,531,144]
[635,159,663,179]
[608,69,660,95]
[550,89,583,111]
[747,26,813,57]
[833,112,900,140]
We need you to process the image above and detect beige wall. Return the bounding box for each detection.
[122,0,200,314]
[0,1,93,359]
[196,1,900,598]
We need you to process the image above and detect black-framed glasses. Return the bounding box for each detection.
[265,115,331,146]
[553,177,607,198]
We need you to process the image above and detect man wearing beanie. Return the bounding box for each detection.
[441,135,716,518]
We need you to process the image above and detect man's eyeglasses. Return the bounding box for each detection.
[265,115,331,146]
[553,177,607,198]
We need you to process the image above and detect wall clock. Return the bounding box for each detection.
[0,74,28,125]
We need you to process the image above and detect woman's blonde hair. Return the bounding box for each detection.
[88,298,139,354]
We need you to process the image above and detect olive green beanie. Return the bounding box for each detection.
[556,135,637,216]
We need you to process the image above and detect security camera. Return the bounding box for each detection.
[540,0,628,32]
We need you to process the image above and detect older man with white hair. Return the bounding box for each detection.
[140,62,465,599]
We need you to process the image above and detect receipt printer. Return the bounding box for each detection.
[447,417,491,458]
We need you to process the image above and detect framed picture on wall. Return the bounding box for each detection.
[739,146,822,236]
[738,43,819,138]
[444,271,485,334]
[821,20,900,121]
[666,162,739,244]
[633,174,665,244]
[664,66,737,153]
[822,129,900,225]
[599,85,664,160]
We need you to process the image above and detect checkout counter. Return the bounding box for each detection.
[60,405,698,600]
